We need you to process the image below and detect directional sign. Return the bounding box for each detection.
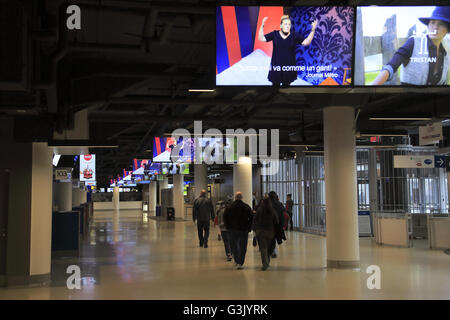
[434,155,448,168]
[394,155,434,168]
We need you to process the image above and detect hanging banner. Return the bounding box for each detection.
[80,154,96,182]
[419,122,443,146]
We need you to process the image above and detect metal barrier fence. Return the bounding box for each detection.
[262,159,299,228]
[263,146,449,237]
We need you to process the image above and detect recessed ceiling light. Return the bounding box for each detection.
[188,89,215,93]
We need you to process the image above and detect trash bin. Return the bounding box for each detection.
[167,207,175,221]
[156,206,161,217]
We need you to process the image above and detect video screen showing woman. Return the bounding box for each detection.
[216,6,354,87]
[216,6,354,86]
[258,15,317,87]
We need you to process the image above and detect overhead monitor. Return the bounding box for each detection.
[153,137,194,163]
[132,174,144,184]
[216,6,354,86]
[161,163,190,175]
[355,6,450,86]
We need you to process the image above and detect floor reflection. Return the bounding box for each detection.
[0,208,447,299]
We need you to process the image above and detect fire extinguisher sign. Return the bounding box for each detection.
[80,154,96,182]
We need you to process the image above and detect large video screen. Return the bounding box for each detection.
[133,159,162,175]
[161,163,190,175]
[216,6,354,86]
[197,137,238,163]
[153,137,194,163]
[355,6,450,86]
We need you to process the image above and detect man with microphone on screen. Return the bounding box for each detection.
[258,14,317,87]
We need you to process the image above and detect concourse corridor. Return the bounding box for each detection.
[0,210,449,300]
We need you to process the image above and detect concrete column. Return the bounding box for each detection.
[323,106,360,269]
[194,164,208,199]
[2,141,53,286]
[159,177,168,205]
[72,188,79,207]
[233,156,253,207]
[1,120,53,286]
[173,175,184,219]
[29,143,53,278]
[113,187,120,210]
[54,181,73,212]
[148,181,157,215]
[72,188,86,207]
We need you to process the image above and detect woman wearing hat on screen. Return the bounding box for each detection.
[372,6,450,86]
[258,15,317,87]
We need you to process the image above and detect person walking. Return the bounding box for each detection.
[285,194,294,231]
[216,200,232,261]
[251,192,259,247]
[193,189,215,248]
[268,191,286,258]
[224,192,254,270]
[254,196,279,271]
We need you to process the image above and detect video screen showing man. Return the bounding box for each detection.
[356,6,450,86]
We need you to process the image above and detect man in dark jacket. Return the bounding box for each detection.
[224,192,253,270]
[193,189,215,248]
[268,191,285,258]
[254,197,279,270]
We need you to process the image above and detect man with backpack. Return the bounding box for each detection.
[224,192,253,270]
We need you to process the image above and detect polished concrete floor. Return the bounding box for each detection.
[0,209,449,299]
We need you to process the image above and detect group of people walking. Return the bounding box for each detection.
[193,189,292,271]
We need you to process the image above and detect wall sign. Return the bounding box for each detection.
[419,122,443,146]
